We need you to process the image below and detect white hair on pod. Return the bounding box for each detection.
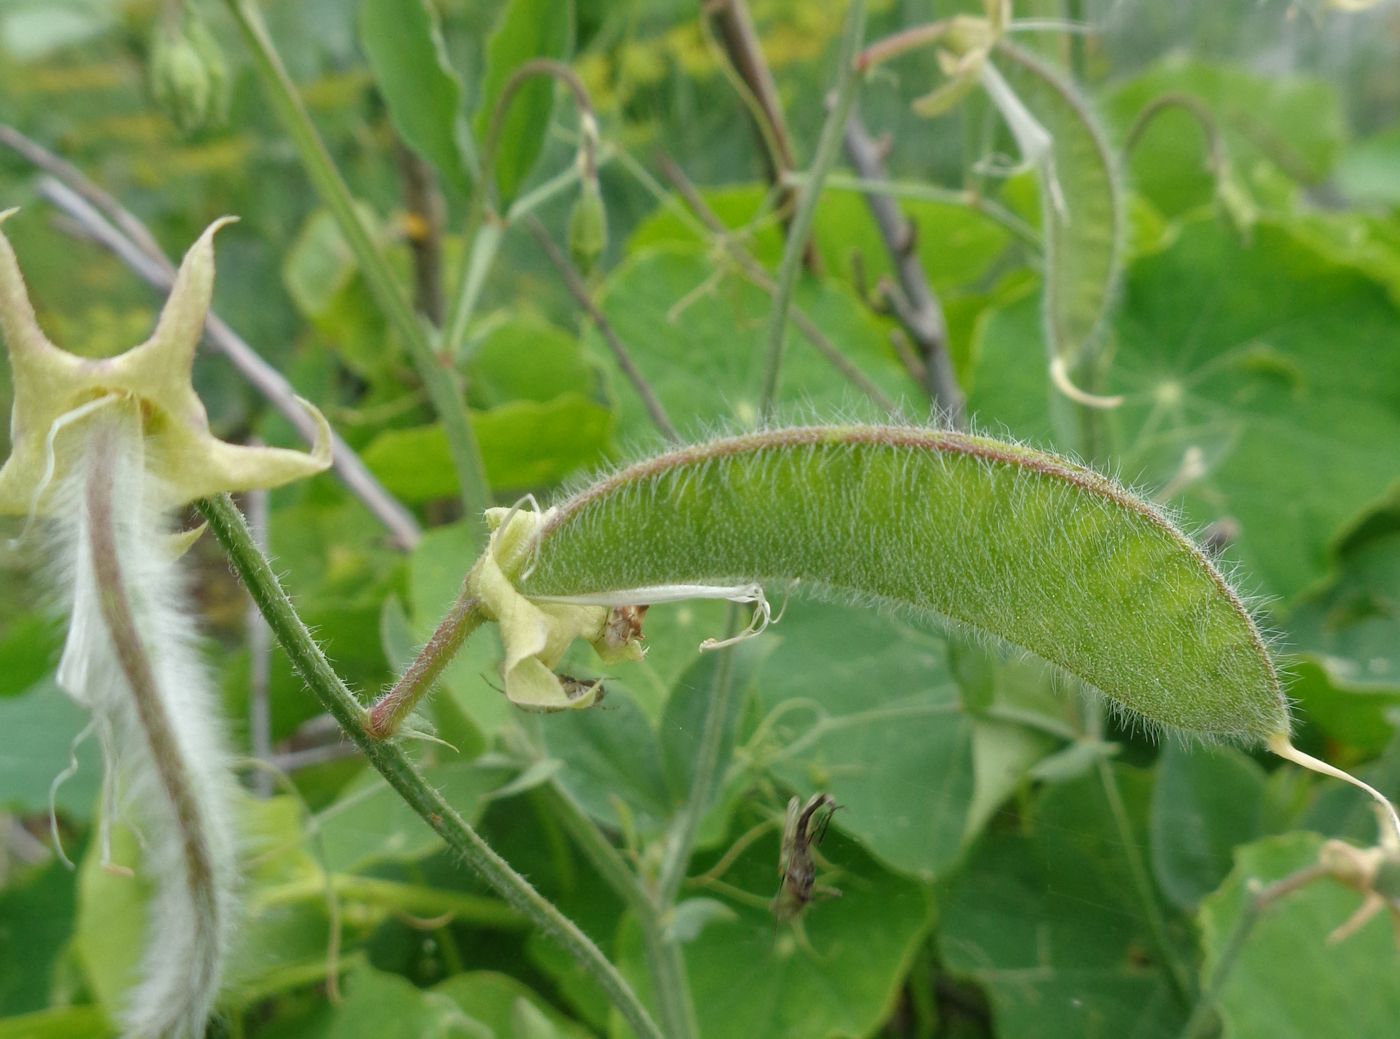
[46,402,236,1039]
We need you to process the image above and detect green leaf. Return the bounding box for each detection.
[474,0,574,205]
[940,767,1187,1039]
[660,641,763,812]
[467,315,601,407]
[586,246,908,441]
[222,797,343,1009]
[1287,658,1400,757]
[525,426,1288,744]
[74,822,148,1028]
[282,208,359,321]
[1150,743,1269,911]
[626,181,1023,390]
[1198,832,1400,1039]
[628,183,1012,295]
[1289,507,1400,693]
[541,686,673,835]
[971,218,1400,606]
[0,857,79,1016]
[0,679,99,818]
[433,972,594,1038]
[621,827,933,1039]
[754,602,975,879]
[1282,208,1400,309]
[472,394,614,492]
[256,963,489,1039]
[0,613,60,698]
[1336,127,1400,208]
[359,0,473,197]
[1106,59,1345,216]
[362,392,613,500]
[0,1006,109,1039]
[280,208,395,381]
[314,761,503,873]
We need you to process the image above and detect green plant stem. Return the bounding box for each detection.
[448,220,504,360]
[436,144,603,366]
[758,0,866,416]
[534,776,698,1039]
[442,58,597,360]
[1094,758,1194,1006]
[656,606,741,909]
[1177,864,1328,1039]
[196,494,663,1039]
[224,0,490,513]
[254,873,526,928]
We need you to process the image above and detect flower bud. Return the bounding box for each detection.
[149,8,228,134]
[567,179,608,275]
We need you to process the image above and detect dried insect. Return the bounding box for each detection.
[557,673,606,706]
[772,793,841,922]
[600,604,649,655]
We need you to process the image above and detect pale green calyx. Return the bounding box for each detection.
[474,505,643,712]
[0,209,331,516]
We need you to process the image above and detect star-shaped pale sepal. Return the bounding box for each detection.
[0,209,331,516]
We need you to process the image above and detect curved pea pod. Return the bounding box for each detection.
[522,425,1287,745]
[992,42,1125,407]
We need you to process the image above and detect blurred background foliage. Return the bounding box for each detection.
[1,1,1399,1037]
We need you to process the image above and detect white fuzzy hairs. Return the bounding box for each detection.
[47,402,236,1039]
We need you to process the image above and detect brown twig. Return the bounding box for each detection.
[0,123,166,258]
[28,172,422,550]
[702,0,820,272]
[843,111,965,426]
[393,139,446,325]
[245,481,274,797]
[656,153,897,414]
[524,216,679,442]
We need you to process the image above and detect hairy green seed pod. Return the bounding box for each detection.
[523,426,1288,744]
[567,180,608,275]
[994,42,1124,404]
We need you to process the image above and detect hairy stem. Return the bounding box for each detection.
[367,584,489,739]
[88,429,225,1031]
[224,0,490,513]
[196,494,663,1039]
